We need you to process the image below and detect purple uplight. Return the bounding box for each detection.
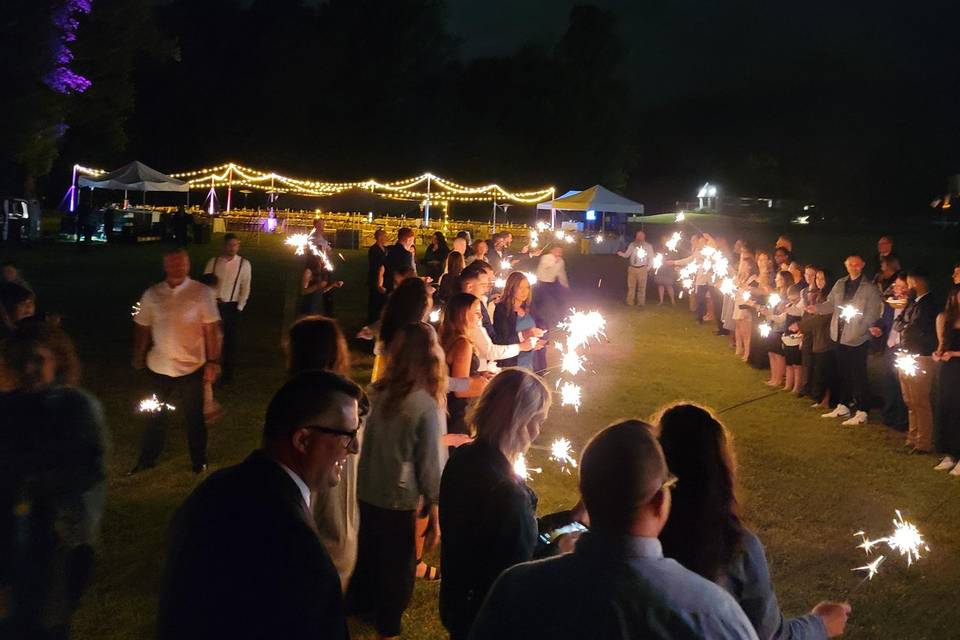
[44,0,93,95]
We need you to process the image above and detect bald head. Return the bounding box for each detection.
[579,420,671,536]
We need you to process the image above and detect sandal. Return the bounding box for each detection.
[415,559,441,581]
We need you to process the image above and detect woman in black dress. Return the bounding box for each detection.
[298,254,343,316]
[439,293,487,435]
[933,284,960,476]
[437,251,465,305]
[423,231,449,281]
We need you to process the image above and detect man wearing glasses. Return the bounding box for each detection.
[470,420,758,640]
[157,371,365,640]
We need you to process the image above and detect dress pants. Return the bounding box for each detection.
[835,343,870,411]
[899,356,935,451]
[367,287,386,324]
[810,350,837,404]
[322,289,336,317]
[626,266,649,306]
[880,349,908,429]
[217,301,239,382]
[347,501,416,638]
[137,368,206,468]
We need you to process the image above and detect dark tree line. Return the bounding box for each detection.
[4,0,960,218]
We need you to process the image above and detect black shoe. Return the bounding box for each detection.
[714,329,730,336]
[126,463,152,477]
[192,463,208,474]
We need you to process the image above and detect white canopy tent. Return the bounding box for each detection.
[536,184,644,229]
[78,161,188,207]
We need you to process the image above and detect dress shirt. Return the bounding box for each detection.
[204,255,252,310]
[278,461,312,510]
[535,253,569,287]
[357,388,446,511]
[469,532,758,640]
[134,278,220,377]
[469,320,520,372]
[720,530,827,640]
[624,241,654,267]
[886,307,904,349]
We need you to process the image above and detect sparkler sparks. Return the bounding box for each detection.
[429,309,440,323]
[665,231,682,252]
[138,394,175,413]
[594,235,603,244]
[758,322,772,338]
[554,230,565,240]
[493,277,507,289]
[500,259,511,271]
[767,292,782,308]
[742,290,752,302]
[675,211,686,222]
[720,277,736,296]
[523,272,538,285]
[130,301,141,317]
[852,555,886,580]
[894,352,922,377]
[851,510,930,580]
[652,253,664,273]
[838,305,862,322]
[635,246,647,261]
[512,453,541,481]
[564,234,575,244]
[558,381,582,411]
[559,345,586,375]
[284,233,334,271]
[557,309,607,350]
[536,221,550,232]
[549,437,578,473]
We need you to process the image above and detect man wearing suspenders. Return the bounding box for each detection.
[204,233,252,383]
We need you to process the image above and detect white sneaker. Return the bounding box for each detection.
[810,402,822,408]
[841,410,868,426]
[934,457,957,472]
[821,404,850,419]
[950,464,960,477]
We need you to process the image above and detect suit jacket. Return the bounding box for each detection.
[895,293,940,355]
[814,276,883,347]
[157,450,347,640]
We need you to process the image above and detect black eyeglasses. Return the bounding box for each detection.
[305,425,359,449]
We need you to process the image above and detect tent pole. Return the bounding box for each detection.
[492,199,496,234]
[226,164,233,214]
[69,164,77,212]
[424,175,432,227]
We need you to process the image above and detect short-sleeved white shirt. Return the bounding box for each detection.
[134,277,220,377]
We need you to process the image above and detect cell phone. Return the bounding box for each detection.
[538,521,588,545]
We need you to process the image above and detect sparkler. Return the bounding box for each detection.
[559,344,586,375]
[500,259,511,271]
[635,246,647,260]
[838,305,862,322]
[681,277,693,291]
[337,252,346,262]
[557,309,607,350]
[130,301,141,317]
[493,277,506,289]
[675,211,686,222]
[758,322,772,338]
[284,233,335,271]
[719,277,736,296]
[894,352,921,377]
[852,555,886,580]
[665,231,682,252]
[549,437,578,473]
[564,234,575,244]
[554,230,565,240]
[653,253,664,273]
[558,381,582,411]
[429,309,440,323]
[523,272,538,285]
[536,221,550,232]
[741,290,752,302]
[767,292,782,308]
[594,235,603,244]
[512,453,541,481]
[138,394,175,413]
[851,510,930,580]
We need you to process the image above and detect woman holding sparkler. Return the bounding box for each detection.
[733,248,760,361]
[933,284,960,476]
[351,323,447,639]
[799,270,837,410]
[654,233,679,305]
[493,271,545,371]
[370,278,433,382]
[759,271,795,386]
[299,252,343,317]
[439,369,584,640]
[439,293,488,436]
[657,403,851,639]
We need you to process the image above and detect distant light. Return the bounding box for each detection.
[586,209,596,221]
[708,186,717,197]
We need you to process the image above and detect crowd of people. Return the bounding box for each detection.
[646,231,960,477]
[1,221,957,640]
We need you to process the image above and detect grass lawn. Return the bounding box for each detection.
[3,222,959,640]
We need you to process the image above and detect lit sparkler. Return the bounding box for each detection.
[758,322,772,338]
[559,344,586,375]
[675,211,686,222]
[838,305,862,322]
[130,301,141,317]
[549,437,578,473]
[557,309,607,350]
[337,252,346,262]
[564,234,575,244]
[536,221,550,232]
[720,277,736,296]
[665,231,682,252]
[284,233,312,256]
[523,272,538,285]
[894,352,921,377]
[767,292,782,308]
[594,235,603,244]
[513,453,541,481]
[741,290,752,302]
[653,253,664,273]
[681,277,693,290]
[558,381,582,411]
[554,229,565,240]
[852,555,886,580]
[138,394,175,413]
[493,277,507,289]
[429,309,440,323]
[500,259,511,271]
[635,246,647,261]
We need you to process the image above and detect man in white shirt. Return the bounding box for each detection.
[130,249,222,475]
[617,229,654,307]
[204,233,251,383]
[535,245,570,328]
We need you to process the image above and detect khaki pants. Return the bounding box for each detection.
[626,266,650,306]
[899,356,934,451]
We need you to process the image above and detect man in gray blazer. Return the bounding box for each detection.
[807,254,883,425]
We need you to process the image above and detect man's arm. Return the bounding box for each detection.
[202,322,222,383]
[203,257,215,275]
[237,261,251,311]
[132,323,151,369]
[377,265,385,292]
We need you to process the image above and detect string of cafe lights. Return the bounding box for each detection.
[74,162,555,203]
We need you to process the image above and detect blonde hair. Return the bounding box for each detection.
[468,368,551,460]
[372,323,447,411]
